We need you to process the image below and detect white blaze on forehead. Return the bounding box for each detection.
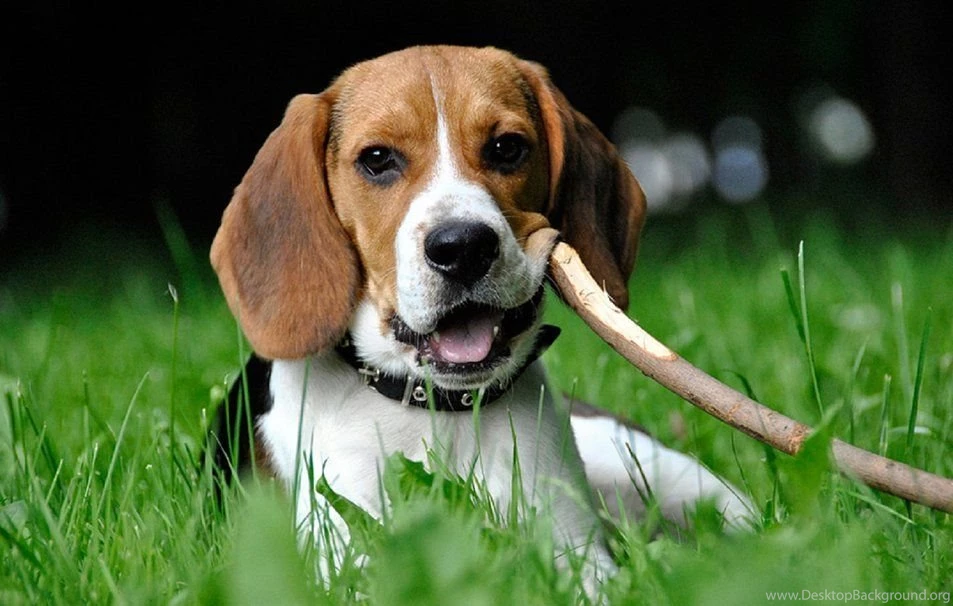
[433,79,457,181]
[393,78,547,334]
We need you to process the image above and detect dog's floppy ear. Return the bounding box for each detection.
[520,61,647,310]
[211,93,360,360]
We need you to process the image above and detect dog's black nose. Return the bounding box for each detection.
[424,221,500,286]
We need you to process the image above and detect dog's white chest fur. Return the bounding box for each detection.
[259,356,609,561]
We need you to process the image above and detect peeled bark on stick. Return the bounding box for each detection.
[548,241,953,513]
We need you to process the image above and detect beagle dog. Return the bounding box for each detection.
[209,45,750,588]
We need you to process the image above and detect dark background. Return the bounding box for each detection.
[1,2,949,265]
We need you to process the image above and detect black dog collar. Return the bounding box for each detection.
[335,325,560,412]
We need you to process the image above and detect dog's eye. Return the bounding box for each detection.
[483,133,530,173]
[356,146,403,184]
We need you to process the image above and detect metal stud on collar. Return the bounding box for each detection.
[460,393,474,407]
[411,385,428,403]
[358,365,381,385]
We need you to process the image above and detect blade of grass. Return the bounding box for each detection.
[878,374,892,457]
[97,555,126,606]
[291,360,311,531]
[906,311,931,455]
[155,198,205,304]
[780,243,823,415]
[5,389,23,476]
[80,373,116,442]
[94,372,149,523]
[239,325,258,477]
[508,410,525,528]
[891,282,913,404]
[780,270,805,344]
[797,242,824,414]
[18,392,62,479]
[729,434,753,510]
[844,340,868,446]
[29,474,79,589]
[0,503,43,571]
[718,369,762,514]
[168,283,180,493]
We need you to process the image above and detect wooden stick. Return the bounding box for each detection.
[549,241,953,513]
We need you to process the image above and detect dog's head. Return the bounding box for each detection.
[211,46,645,391]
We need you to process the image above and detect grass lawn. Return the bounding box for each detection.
[1,203,951,604]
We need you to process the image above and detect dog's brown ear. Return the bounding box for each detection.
[210,93,360,360]
[520,62,646,310]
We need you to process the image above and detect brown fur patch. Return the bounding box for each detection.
[518,60,647,310]
[211,94,361,359]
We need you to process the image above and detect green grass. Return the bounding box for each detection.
[1,206,952,604]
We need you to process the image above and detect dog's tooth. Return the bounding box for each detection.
[432,331,441,343]
[492,325,500,337]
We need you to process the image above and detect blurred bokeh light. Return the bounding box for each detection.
[614,109,771,211]
[612,88,881,213]
[711,116,769,204]
[613,108,713,213]
[801,88,875,165]
[663,134,711,200]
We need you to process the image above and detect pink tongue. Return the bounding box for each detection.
[430,315,498,364]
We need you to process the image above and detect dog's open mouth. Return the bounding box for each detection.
[392,289,543,372]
